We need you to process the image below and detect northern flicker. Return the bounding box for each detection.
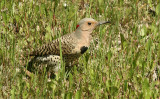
[26,18,110,75]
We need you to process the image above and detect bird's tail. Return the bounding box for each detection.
[23,57,37,77]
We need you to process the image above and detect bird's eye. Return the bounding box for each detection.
[88,22,91,25]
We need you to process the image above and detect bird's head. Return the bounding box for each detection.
[75,18,110,33]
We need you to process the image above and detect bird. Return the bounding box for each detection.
[25,18,110,76]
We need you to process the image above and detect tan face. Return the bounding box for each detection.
[80,20,98,31]
[76,18,110,32]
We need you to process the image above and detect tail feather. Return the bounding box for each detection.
[25,57,37,73]
[21,57,37,77]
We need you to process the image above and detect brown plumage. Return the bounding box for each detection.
[26,18,110,74]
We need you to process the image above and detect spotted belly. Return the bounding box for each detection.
[63,54,81,65]
[35,54,81,72]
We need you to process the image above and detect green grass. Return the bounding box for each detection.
[0,0,160,98]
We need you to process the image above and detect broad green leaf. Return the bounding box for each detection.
[75,90,81,99]
[156,3,160,15]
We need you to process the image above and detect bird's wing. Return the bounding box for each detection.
[29,35,78,57]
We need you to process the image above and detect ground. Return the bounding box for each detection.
[0,0,160,98]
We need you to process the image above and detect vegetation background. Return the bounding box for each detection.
[0,0,160,98]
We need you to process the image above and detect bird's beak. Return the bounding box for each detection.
[97,21,110,26]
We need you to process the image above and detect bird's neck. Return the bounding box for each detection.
[74,30,92,47]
